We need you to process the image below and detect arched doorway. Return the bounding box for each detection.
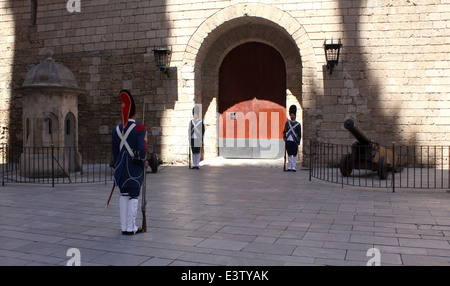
[183,5,317,163]
[218,42,286,158]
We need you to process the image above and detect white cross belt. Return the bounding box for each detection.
[288,121,300,139]
[116,123,136,157]
[191,119,202,138]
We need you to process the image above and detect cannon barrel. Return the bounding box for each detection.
[344,119,371,145]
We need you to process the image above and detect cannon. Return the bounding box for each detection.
[340,119,403,179]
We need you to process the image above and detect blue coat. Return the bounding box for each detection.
[189,119,205,150]
[111,119,147,198]
[283,120,302,145]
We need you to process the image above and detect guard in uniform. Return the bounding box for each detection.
[189,106,205,169]
[112,90,148,235]
[283,105,302,172]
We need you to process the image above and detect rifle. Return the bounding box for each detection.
[105,184,115,208]
[188,124,192,169]
[141,100,148,232]
[141,163,147,232]
[283,140,287,172]
[188,144,192,169]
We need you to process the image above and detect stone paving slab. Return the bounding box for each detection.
[1,163,450,266]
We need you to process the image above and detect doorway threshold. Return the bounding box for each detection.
[201,156,284,168]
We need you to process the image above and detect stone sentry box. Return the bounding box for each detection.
[15,50,85,178]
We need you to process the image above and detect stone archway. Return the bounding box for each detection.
[182,3,318,162]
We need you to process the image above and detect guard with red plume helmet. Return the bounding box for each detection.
[112,90,148,235]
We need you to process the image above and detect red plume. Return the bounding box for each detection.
[120,90,132,127]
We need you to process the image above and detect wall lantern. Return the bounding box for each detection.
[152,48,172,77]
[324,39,343,75]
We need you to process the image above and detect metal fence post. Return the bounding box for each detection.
[1,144,4,186]
[392,142,395,193]
[309,138,312,181]
[51,145,55,188]
[341,144,344,189]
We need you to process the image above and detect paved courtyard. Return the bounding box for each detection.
[1,161,450,266]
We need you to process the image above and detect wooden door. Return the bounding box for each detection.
[219,42,286,158]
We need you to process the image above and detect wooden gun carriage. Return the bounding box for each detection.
[340,119,403,179]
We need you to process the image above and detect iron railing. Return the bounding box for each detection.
[2,142,449,191]
[0,144,114,186]
[309,140,450,192]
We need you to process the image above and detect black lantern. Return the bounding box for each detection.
[324,39,342,75]
[152,48,171,77]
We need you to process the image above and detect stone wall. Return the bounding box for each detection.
[1,0,449,164]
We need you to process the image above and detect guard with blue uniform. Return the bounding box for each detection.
[111,90,148,235]
[189,105,205,169]
[283,105,302,172]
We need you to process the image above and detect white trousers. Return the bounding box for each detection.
[120,196,138,232]
[193,153,201,167]
[288,156,297,170]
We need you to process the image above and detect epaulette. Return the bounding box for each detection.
[135,123,146,131]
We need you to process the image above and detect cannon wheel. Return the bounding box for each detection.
[377,156,388,180]
[149,152,158,173]
[340,154,353,177]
